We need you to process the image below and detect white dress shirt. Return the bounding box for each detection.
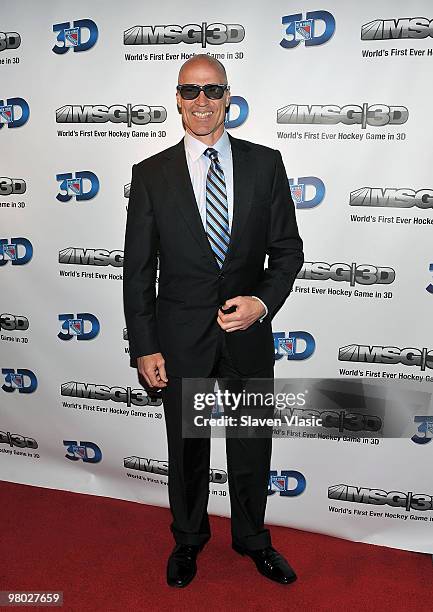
[183,130,268,322]
[184,130,234,230]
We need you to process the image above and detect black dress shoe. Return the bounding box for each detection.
[166,543,203,588]
[232,543,297,584]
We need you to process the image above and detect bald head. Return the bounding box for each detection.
[178,54,227,84]
[175,53,230,145]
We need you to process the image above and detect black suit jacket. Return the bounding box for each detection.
[123,134,304,377]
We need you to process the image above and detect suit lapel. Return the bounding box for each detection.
[222,134,254,270]
[162,135,255,272]
[163,139,218,268]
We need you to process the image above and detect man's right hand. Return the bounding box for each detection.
[137,353,168,388]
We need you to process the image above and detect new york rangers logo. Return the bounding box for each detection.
[411,416,433,445]
[57,171,99,202]
[268,470,307,497]
[270,474,287,492]
[69,319,83,335]
[58,313,100,341]
[273,331,315,361]
[290,183,305,205]
[295,20,313,41]
[63,440,102,462]
[0,98,30,129]
[0,105,13,123]
[0,238,33,265]
[2,244,17,260]
[52,19,98,54]
[2,368,38,393]
[280,10,335,49]
[9,373,24,389]
[71,444,87,458]
[65,27,80,47]
[66,178,82,196]
[278,337,295,356]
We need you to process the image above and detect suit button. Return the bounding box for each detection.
[218,274,224,280]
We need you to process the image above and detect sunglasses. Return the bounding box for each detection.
[176,83,229,100]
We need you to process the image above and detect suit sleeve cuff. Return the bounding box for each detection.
[251,296,268,323]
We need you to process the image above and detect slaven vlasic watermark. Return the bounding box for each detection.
[181,378,432,439]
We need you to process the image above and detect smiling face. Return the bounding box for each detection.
[176,57,230,146]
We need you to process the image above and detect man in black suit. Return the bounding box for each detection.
[123,55,303,587]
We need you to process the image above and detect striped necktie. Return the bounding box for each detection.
[204,147,230,268]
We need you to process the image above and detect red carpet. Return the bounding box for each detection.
[1,480,431,611]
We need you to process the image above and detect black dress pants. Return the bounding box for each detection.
[161,330,274,551]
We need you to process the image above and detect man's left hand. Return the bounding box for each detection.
[217,296,265,332]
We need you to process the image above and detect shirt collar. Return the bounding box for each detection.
[184,130,231,163]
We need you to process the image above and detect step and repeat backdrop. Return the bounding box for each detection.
[2,0,433,554]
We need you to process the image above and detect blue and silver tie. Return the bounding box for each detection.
[204,147,230,268]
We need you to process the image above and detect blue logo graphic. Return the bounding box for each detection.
[0,238,33,265]
[289,176,325,209]
[0,105,12,122]
[295,20,313,41]
[273,331,315,361]
[268,470,306,496]
[2,369,38,394]
[65,27,80,47]
[427,263,433,294]
[63,440,102,462]
[58,313,100,340]
[225,96,249,129]
[280,10,335,49]
[0,97,30,129]
[56,171,100,202]
[52,19,98,54]
[411,416,433,444]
